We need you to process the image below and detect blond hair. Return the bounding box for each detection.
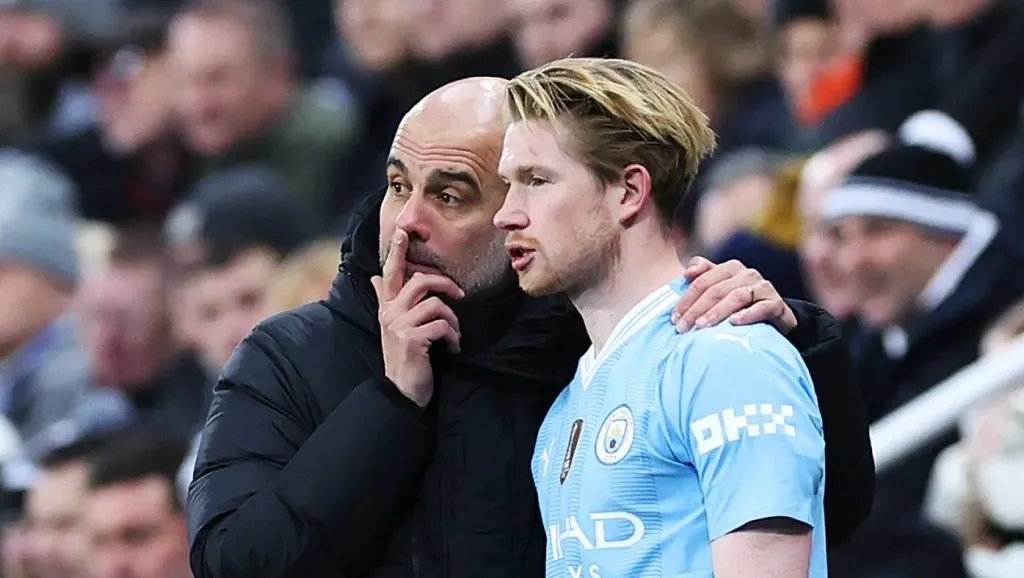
[265,240,340,314]
[505,57,717,226]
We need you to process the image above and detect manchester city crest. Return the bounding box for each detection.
[595,405,635,465]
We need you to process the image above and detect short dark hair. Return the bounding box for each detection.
[87,429,189,511]
[108,225,170,269]
[37,432,116,470]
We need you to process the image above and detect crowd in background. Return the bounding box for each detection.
[1,0,1024,576]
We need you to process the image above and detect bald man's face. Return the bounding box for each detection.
[380,84,513,295]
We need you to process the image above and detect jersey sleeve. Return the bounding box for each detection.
[660,324,825,540]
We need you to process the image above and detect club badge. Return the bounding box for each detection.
[596,405,635,465]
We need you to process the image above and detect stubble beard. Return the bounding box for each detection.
[519,212,621,299]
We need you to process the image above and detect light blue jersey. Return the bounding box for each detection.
[532,277,827,578]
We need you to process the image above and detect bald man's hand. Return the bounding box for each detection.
[372,230,464,408]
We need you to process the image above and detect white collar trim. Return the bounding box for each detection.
[579,284,678,390]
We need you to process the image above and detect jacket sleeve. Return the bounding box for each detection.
[783,298,875,547]
[187,325,434,578]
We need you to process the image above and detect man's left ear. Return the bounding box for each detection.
[616,163,653,225]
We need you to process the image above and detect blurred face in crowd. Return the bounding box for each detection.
[778,18,841,112]
[190,248,278,370]
[84,476,189,578]
[696,172,773,250]
[409,0,509,61]
[169,12,291,156]
[80,263,170,388]
[93,46,175,153]
[23,461,90,578]
[335,0,412,71]
[0,261,69,358]
[380,79,512,296]
[798,131,887,319]
[624,21,716,118]
[834,217,956,327]
[494,120,622,298]
[511,0,612,68]
[0,10,61,70]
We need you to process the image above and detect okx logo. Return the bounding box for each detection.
[689,403,797,455]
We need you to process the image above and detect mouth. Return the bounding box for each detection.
[505,243,536,272]
[405,261,442,276]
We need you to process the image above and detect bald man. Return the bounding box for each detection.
[186,78,872,578]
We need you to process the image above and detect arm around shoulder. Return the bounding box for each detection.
[782,298,875,545]
[188,322,435,578]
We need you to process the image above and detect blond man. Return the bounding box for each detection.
[495,58,827,578]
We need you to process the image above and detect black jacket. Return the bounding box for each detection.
[187,198,873,578]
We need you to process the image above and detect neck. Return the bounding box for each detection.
[570,226,686,353]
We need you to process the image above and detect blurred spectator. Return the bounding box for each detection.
[772,0,856,134]
[511,0,616,69]
[20,432,112,578]
[409,0,510,63]
[823,135,1024,577]
[265,240,341,313]
[696,148,788,251]
[0,153,104,442]
[926,299,1024,577]
[796,130,889,324]
[810,0,935,147]
[78,227,208,439]
[710,155,813,301]
[168,0,358,230]
[165,167,312,373]
[41,6,199,227]
[83,428,190,578]
[624,0,789,153]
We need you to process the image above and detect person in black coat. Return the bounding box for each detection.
[186,77,874,578]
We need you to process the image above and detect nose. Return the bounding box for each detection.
[493,188,528,231]
[394,194,432,242]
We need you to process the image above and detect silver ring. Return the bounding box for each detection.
[747,285,755,303]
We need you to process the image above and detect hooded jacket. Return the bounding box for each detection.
[186,196,873,578]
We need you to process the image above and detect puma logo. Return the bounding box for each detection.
[714,332,754,354]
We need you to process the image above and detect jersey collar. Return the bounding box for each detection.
[579,283,678,390]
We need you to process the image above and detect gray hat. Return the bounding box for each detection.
[0,213,80,285]
[0,150,79,284]
[0,149,76,215]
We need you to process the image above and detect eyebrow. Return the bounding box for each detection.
[425,169,480,193]
[386,157,406,173]
[501,164,542,182]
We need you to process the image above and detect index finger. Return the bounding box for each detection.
[381,229,409,301]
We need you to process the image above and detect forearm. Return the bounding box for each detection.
[711,518,812,578]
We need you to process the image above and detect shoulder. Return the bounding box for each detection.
[223,301,374,397]
[662,321,817,409]
[674,321,805,368]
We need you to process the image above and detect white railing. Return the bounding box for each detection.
[870,333,1024,473]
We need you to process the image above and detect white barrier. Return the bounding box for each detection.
[870,333,1024,473]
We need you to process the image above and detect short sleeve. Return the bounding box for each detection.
[661,324,825,540]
